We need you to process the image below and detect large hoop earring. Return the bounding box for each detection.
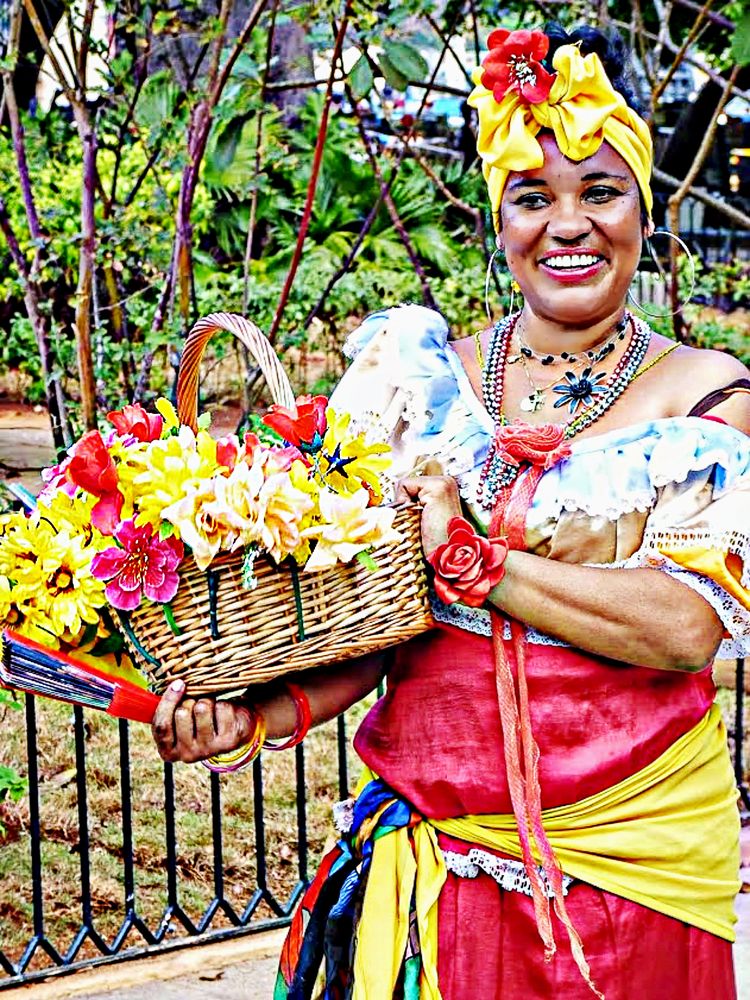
[627,229,696,317]
[485,238,520,321]
[484,240,502,322]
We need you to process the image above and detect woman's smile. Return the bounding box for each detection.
[537,248,608,283]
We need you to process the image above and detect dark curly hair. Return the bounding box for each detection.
[542,22,647,117]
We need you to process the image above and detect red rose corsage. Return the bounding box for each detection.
[427,517,509,608]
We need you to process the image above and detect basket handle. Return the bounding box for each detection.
[176,313,297,432]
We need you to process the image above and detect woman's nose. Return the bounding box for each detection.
[546,200,592,242]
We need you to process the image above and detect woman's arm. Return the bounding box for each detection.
[152,652,387,764]
[489,553,724,671]
[397,475,725,674]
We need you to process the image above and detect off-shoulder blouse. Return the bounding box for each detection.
[330,303,750,659]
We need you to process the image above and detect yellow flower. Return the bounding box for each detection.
[0,575,15,624]
[319,409,392,502]
[10,597,59,647]
[35,492,108,548]
[0,513,57,584]
[155,397,180,432]
[258,471,316,564]
[133,427,221,530]
[38,532,107,636]
[302,488,401,571]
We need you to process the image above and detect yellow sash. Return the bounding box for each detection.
[353,704,739,1000]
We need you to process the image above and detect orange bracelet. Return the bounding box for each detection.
[263,682,312,751]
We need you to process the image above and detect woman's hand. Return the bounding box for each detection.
[396,475,462,558]
[151,680,256,764]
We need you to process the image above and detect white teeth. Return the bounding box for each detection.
[543,254,601,269]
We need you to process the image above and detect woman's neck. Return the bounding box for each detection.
[517,305,629,356]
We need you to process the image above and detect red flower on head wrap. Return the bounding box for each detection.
[481,28,556,105]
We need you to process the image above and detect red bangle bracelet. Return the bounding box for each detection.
[263,682,312,751]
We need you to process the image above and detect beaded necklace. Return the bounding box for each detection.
[476,312,652,510]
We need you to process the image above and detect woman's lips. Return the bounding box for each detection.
[537,252,607,284]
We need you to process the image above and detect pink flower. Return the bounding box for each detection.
[39,455,77,500]
[264,445,308,474]
[91,519,184,611]
[107,403,164,442]
[495,421,571,470]
[481,28,556,105]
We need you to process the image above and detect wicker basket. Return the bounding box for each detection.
[119,313,435,695]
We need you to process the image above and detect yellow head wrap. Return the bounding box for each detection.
[468,39,654,221]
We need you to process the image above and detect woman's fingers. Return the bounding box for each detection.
[193,699,218,744]
[151,679,186,760]
[395,476,424,505]
[174,699,198,750]
[215,700,255,750]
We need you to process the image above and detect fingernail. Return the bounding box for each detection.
[171,680,185,692]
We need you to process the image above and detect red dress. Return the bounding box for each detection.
[354,627,737,999]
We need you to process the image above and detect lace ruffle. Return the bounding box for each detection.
[429,593,569,646]
[443,848,573,898]
[532,419,750,525]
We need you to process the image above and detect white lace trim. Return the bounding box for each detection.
[637,528,750,590]
[333,798,355,835]
[443,849,573,898]
[429,593,569,646]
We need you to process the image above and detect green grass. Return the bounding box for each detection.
[0,693,374,969]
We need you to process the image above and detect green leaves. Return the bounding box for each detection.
[731,9,750,66]
[349,55,375,99]
[134,70,180,134]
[381,40,429,86]
[348,41,429,95]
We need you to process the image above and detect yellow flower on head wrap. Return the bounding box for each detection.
[468,35,653,219]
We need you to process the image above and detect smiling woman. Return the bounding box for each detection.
[151,21,750,1000]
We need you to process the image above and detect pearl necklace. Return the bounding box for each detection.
[476,313,652,510]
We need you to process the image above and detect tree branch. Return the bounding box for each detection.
[651,0,714,108]
[268,0,352,344]
[653,167,750,230]
[667,66,739,338]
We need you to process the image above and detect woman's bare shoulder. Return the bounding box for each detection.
[660,343,750,431]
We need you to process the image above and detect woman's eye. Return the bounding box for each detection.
[515,192,550,209]
[584,186,623,203]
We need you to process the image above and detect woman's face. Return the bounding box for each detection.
[499,134,648,327]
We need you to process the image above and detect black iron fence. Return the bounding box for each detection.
[0,666,746,989]
[0,692,364,990]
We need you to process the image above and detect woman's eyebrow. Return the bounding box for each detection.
[507,178,549,191]
[581,171,630,182]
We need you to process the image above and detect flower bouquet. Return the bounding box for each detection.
[1,314,433,696]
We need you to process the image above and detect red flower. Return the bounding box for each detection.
[481,28,556,105]
[65,430,124,534]
[428,517,509,608]
[495,421,571,471]
[262,395,328,451]
[216,434,241,473]
[107,403,163,442]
